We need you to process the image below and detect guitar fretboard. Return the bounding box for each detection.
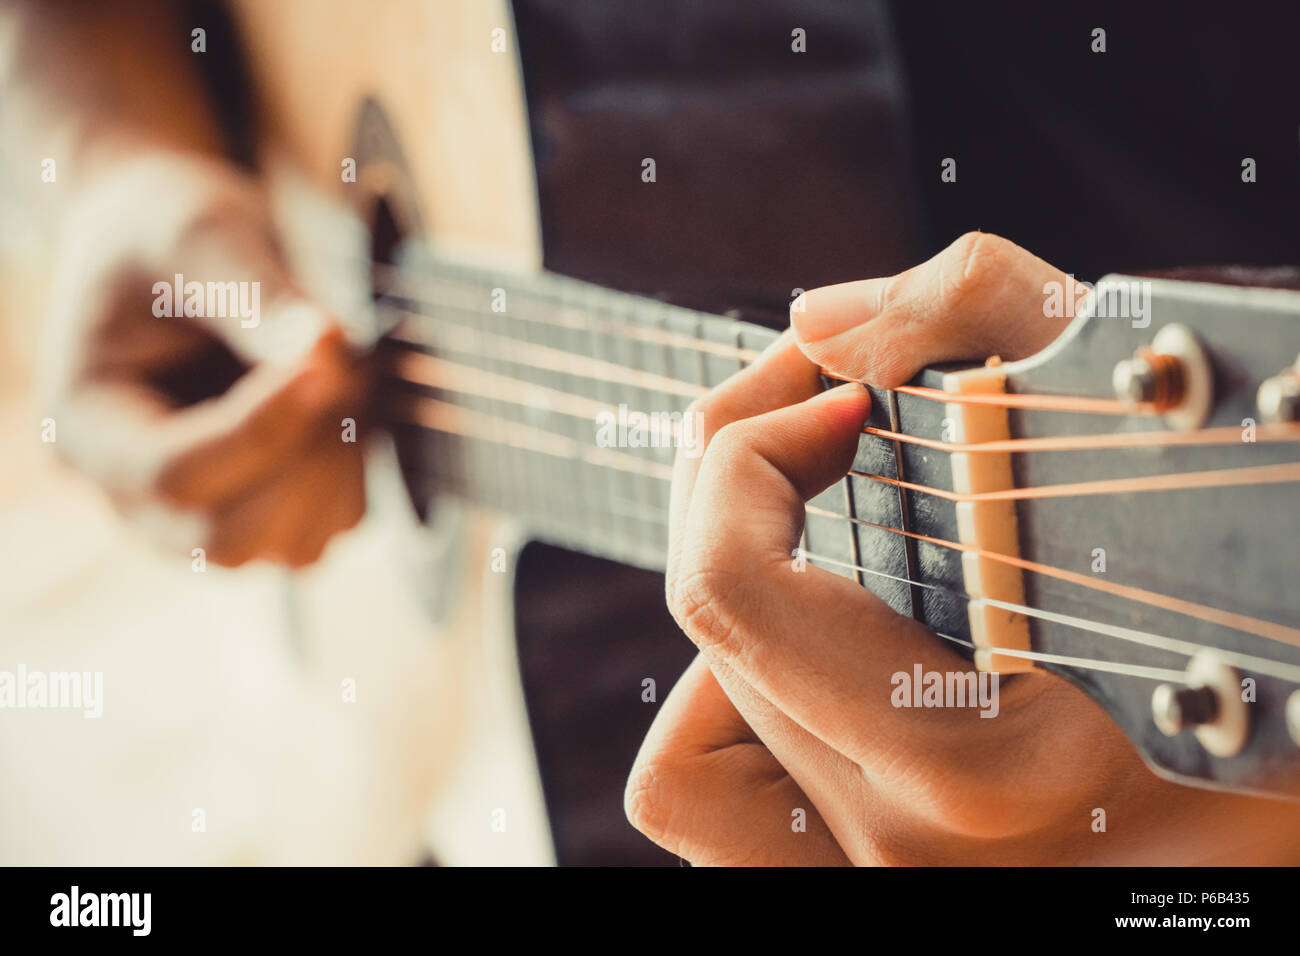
[380,244,969,642]
[377,249,1300,792]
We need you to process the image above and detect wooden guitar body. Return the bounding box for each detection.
[233,0,560,864]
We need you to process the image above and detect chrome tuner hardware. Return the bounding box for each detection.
[1287,691,1300,748]
[1256,360,1300,424]
[1151,651,1249,757]
[1111,324,1213,430]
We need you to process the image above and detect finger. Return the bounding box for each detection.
[60,317,366,508]
[701,656,889,865]
[671,383,974,765]
[282,424,367,565]
[204,425,365,567]
[626,655,851,866]
[153,317,367,506]
[667,332,822,582]
[791,231,1083,386]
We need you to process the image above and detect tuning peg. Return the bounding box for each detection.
[1111,324,1212,430]
[1150,652,1248,756]
[1287,690,1300,747]
[1151,683,1218,736]
[1112,352,1176,406]
[1256,368,1300,424]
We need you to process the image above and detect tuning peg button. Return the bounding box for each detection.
[1287,691,1300,747]
[1151,652,1248,756]
[1111,325,1211,430]
[1152,683,1219,736]
[1112,356,1160,405]
[1257,372,1300,424]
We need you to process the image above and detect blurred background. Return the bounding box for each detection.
[0,233,463,864]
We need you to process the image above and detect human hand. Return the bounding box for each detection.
[42,153,368,566]
[627,233,1300,865]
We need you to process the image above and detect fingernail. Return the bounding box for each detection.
[814,380,871,421]
[792,279,887,343]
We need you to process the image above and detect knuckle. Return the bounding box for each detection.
[940,231,1011,306]
[664,564,742,654]
[704,417,756,464]
[851,336,909,387]
[685,392,736,447]
[623,761,675,847]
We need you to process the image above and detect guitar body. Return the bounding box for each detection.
[232,0,564,864]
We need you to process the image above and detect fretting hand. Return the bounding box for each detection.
[626,232,1300,865]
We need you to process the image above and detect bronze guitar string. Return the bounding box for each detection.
[388,383,1300,662]
[393,387,1300,682]
[379,296,1300,672]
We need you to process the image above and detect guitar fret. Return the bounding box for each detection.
[393,247,920,575]
[844,388,912,612]
[579,280,618,554]
[556,280,598,551]
[640,299,675,560]
[885,388,925,620]
[624,297,666,565]
[893,380,972,644]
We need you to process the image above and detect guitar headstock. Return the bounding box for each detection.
[892,275,1300,798]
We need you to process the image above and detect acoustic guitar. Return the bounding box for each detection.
[228,0,1300,863]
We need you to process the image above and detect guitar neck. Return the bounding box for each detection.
[381,246,783,570]
[379,244,1300,795]
[381,243,970,649]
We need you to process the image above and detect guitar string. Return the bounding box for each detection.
[927,633,1191,684]
[382,295,1167,416]
[895,384,1150,416]
[383,305,1300,464]
[862,422,1300,453]
[374,269,1275,432]
[386,393,1300,664]
[385,335,1300,641]
[387,394,1300,681]
[388,330,1300,452]
[804,503,1300,651]
[384,319,1300,461]
[279,255,1300,682]
[848,461,1300,503]
[385,347,1300,504]
[387,312,708,399]
[375,267,766,362]
[376,285,1300,663]
[389,391,1293,682]
[802,551,1300,684]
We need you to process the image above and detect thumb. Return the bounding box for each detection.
[791,231,1082,387]
[56,310,362,509]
